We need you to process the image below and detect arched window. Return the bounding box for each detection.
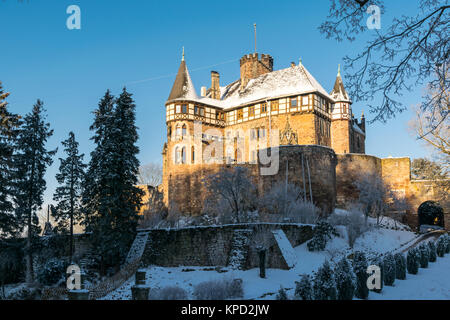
[191,146,195,164]
[175,146,180,164]
[181,147,186,164]
[182,124,187,137]
[176,125,182,138]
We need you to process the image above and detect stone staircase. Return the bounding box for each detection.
[227,229,252,270]
[125,231,150,265]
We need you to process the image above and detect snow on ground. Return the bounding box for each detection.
[369,253,450,300]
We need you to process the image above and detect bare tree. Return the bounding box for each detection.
[354,172,389,225]
[320,0,449,123]
[203,167,256,224]
[137,162,163,187]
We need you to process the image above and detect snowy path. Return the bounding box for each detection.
[369,253,450,300]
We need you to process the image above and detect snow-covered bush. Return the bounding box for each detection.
[371,257,384,293]
[148,286,188,300]
[394,253,406,280]
[407,248,420,275]
[294,274,313,300]
[312,260,337,300]
[418,243,429,268]
[445,234,450,254]
[6,286,41,300]
[193,278,243,300]
[428,241,437,262]
[352,251,369,299]
[383,253,396,286]
[276,286,288,300]
[334,257,356,300]
[345,207,367,248]
[436,236,446,257]
[307,221,337,252]
[36,258,67,286]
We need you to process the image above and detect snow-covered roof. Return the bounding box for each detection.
[330,70,351,103]
[167,60,198,101]
[167,60,337,110]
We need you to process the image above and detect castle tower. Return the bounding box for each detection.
[330,65,352,154]
[240,53,273,91]
[167,48,198,102]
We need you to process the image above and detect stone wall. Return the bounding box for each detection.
[140,223,314,270]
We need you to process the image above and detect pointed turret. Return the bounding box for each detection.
[167,49,198,101]
[330,64,351,103]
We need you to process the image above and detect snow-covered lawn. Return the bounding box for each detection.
[103,216,433,300]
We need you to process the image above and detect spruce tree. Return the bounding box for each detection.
[352,251,369,299]
[394,252,406,280]
[436,236,446,257]
[83,89,143,272]
[52,132,86,262]
[14,100,56,283]
[335,257,356,300]
[276,286,288,300]
[313,260,337,300]
[383,253,396,286]
[0,82,21,238]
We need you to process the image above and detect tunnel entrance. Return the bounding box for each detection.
[418,201,445,229]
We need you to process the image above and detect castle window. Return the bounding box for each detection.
[181,147,186,164]
[176,125,182,138]
[194,106,199,115]
[182,104,187,113]
[182,124,187,137]
[271,100,279,112]
[191,146,195,164]
[168,125,172,137]
[261,102,267,113]
[176,105,181,113]
[175,146,181,164]
[290,97,298,108]
[249,106,255,117]
[237,109,243,120]
[199,107,205,117]
[302,96,308,106]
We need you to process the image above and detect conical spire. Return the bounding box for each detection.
[330,64,350,102]
[167,49,198,101]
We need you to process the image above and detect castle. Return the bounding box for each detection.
[146,50,447,229]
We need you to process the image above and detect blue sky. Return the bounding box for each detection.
[1,0,430,210]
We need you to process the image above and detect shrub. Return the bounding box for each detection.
[193,278,243,300]
[149,286,188,300]
[335,257,356,300]
[276,286,288,300]
[307,221,338,252]
[394,253,406,280]
[7,286,41,300]
[407,248,420,275]
[352,251,369,299]
[294,275,313,300]
[370,257,384,293]
[418,243,429,268]
[383,253,396,286]
[436,236,446,257]
[36,258,67,286]
[345,208,367,248]
[428,241,437,262]
[445,234,450,254]
[312,260,337,300]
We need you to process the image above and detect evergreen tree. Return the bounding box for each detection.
[418,243,429,268]
[394,253,406,280]
[371,256,384,293]
[383,253,396,286]
[14,100,56,282]
[52,132,86,262]
[313,260,337,300]
[436,236,446,257]
[352,251,369,299]
[82,89,143,272]
[276,286,288,300]
[406,248,420,275]
[335,257,356,300]
[0,81,21,238]
[428,241,437,262]
[444,234,450,254]
[294,274,313,300]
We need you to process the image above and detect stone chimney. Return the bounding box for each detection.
[211,71,220,100]
[240,53,273,91]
